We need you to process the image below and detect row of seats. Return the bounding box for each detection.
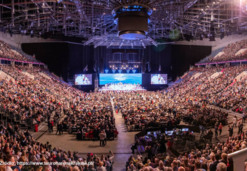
[0,41,36,62]
[208,39,247,62]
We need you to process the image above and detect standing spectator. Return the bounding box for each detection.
[50,120,54,133]
[34,123,38,132]
[131,143,137,154]
[167,138,173,150]
[228,125,233,137]
[220,153,228,165]
[238,122,243,134]
[99,130,106,147]
[97,161,106,171]
[56,123,60,135]
[103,130,107,146]
[243,112,247,123]
[171,160,179,171]
[218,123,223,135]
[227,158,234,171]
[48,121,51,133]
[210,154,220,171]
[215,124,218,138]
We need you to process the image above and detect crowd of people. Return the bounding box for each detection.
[1,38,247,170]
[0,121,114,171]
[112,71,233,131]
[209,39,247,62]
[0,41,36,62]
[0,64,117,170]
[0,64,118,141]
[0,41,121,170]
[125,118,247,171]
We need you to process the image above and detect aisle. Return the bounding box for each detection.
[110,97,136,171]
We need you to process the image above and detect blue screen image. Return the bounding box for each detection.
[151,74,167,85]
[75,74,92,85]
[99,74,142,85]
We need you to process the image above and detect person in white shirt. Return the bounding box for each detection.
[97,161,106,171]
[233,116,237,127]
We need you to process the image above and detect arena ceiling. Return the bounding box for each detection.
[0,0,246,47]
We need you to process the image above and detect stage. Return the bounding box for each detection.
[99,83,146,91]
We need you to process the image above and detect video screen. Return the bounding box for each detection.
[182,128,189,132]
[165,131,174,136]
[75,74,92,85]
[99,74,142,85]
[151,74,167,85]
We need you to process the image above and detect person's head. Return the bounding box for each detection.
[43,165,52,171]
[178,166,185,171]
[6,154,15,166]
[210,152,215,160]
[72,166,80,171]
[216,162,227,171]
[159,160,164,168]
[215,154,221,161]
[99,161,104,167]
[154,158,159,164]
[194,161,201,169]
[221,153,227,161]
[171,160,178,168]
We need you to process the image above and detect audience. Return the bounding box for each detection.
[1,39,247,170]
[0,121,114,170]
[126,129,247,171]
[0,41,37,62]
[0,64,118,141]
[208,39,247,62]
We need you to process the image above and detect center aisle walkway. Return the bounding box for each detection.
[110,97,136,171]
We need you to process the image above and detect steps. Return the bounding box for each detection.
[30,122,48,140]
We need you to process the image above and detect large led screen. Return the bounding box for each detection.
[75,74,92,85]
[99,74,142,85]
[151,74,167,85]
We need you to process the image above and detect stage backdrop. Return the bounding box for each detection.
[143,44,211,80]
[22,43,211,85]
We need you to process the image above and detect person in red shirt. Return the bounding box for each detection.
[218,123,223,135]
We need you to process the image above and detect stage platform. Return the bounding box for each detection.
[99,83,146,91]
